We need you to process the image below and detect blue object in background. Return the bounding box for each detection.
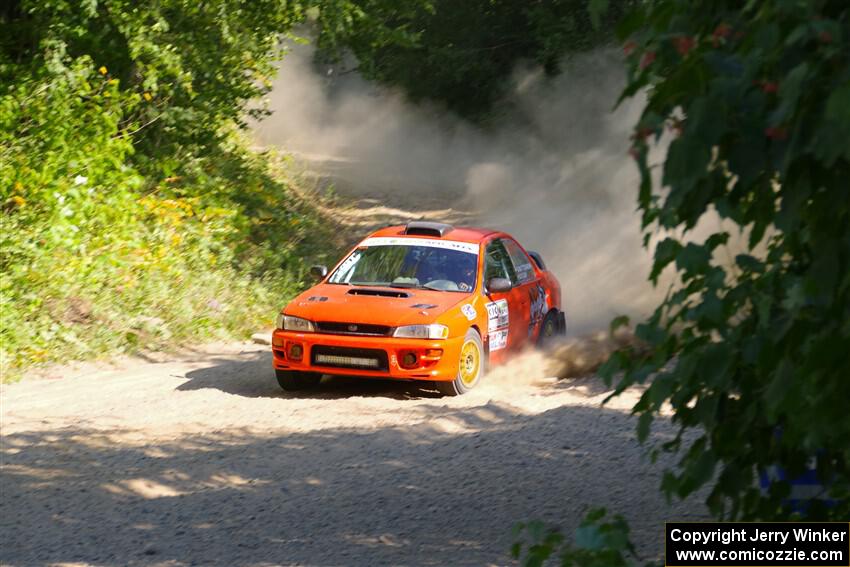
[759,458,835,514]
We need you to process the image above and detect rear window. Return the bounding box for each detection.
[502,239,536,284]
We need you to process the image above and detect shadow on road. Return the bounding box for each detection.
[546,372,623,399]
[178,350,445,400]
[1,401,706,566]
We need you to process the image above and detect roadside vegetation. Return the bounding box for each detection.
[315,0,627,119]
[512,0,850,563]
[1,2,343,379]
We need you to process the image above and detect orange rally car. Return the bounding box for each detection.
[272,221,565,395]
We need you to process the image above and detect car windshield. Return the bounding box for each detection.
[328,238,479,292]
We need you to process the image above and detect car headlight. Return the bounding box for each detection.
[393,324,449,339]
[278,314,315,332]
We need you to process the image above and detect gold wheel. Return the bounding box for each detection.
[437,329,485,396]
[537,311,562,348]
[459,339,481,387]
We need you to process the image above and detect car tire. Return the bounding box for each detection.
[537,310,565,348]
[436,328,485,396]
[275,369,321,391]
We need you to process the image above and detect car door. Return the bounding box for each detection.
[502,237,549,343]
[482,238,528,356]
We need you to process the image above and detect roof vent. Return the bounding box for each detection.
[403,221,454,237]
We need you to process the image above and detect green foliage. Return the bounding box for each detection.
[602,0,850,520]
[1,2,343,378]
[2,0,305,167]
[512,509,649,567]
[316,0,630,119]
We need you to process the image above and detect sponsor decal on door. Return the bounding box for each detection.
[485,299,509,350]
[528,283,548,337]
[490,329,509,351]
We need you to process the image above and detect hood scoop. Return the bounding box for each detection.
[347,288,410,298]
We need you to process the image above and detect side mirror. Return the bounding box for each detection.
[310,265,328,281]
[487,277,512,293]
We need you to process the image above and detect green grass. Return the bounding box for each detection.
[0,74,341,380]
[0,56,349,382]
[1,148,342,382]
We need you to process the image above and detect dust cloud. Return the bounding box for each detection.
[252,43,665,334]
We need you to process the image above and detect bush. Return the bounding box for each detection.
[0,57,339,378]
[512,509,644,567]
[601,0,850,520]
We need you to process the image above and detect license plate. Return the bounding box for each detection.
[315,354,380,368]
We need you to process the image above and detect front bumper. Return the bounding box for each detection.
[271,329,464,381]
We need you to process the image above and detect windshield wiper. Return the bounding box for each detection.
[348,281,457,292]
[389,282,454,292]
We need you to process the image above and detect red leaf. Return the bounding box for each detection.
[711,23,732,47]
[631,127,653,142]
[640,51,656,69]
[674,36,696,57]
[713,23,732,38]
[765,127,788,140]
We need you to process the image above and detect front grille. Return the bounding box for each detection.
[315,321,392,336]
[311,345,389,371]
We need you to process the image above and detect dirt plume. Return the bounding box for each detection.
[474,328,647,402]
[252,44,664,334]
[545,327,649,379]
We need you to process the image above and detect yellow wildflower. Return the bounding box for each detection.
[99,66,108,75]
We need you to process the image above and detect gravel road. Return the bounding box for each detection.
[1,342,706,566]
